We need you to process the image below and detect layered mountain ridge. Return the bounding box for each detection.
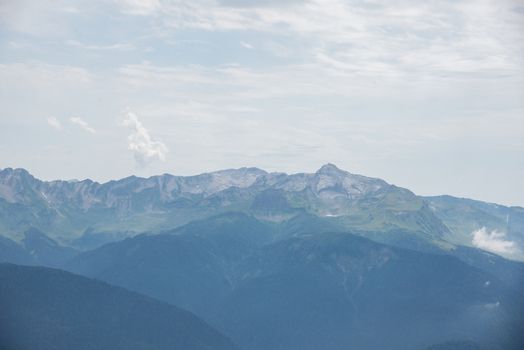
[66,213,524,350]
[1,165,524,349]
[1,164,522,260]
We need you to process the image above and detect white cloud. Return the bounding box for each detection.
[122,111,168,167]
[240,41,254,49]
[65,40,135,51]
[47,116,62,130]
[151,0,523,80]
[115,0,161,15]
[472,227,519,256]
[70,117,96,133]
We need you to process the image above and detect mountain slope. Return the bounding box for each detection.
[0,235,33,265]
[0,165,453,252]
[426,195,524,260]
[0,228,78,267]
[0,167,268,244]
[423,340,484,350]
[1,165,522,261]
[215,233,524,350]
[67,214,524,350]
[21,227,78,267]
[0,263,238,350]
[68,213,273,320]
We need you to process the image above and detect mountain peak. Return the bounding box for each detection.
[0,167,33,179]
[316,163,346,175]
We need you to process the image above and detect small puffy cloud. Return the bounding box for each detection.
[47,116,62,130]
[70,117,96,133]
[472,227,518,256]
[122,111,168,167]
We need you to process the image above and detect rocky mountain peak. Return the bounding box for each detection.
[311,163,388,200]
[316,163,345,175]
[0,167,35,182]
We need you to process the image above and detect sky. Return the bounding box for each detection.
[0,0,523,206]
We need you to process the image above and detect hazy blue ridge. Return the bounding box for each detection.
[0,263,239,350]
[65,212,524,350]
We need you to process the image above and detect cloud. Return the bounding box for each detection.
[218,0,303,7]
[122,111,168,166]
[240,41,254,49]
[0,0,75,36]
[1,0,523,205]
[472,227,519,256]
[47,116,62,130]
[150,0,523,80]
[0,63,92,88]
[70,117,96,133]
[65,39,135,51]
[115,0,161,15]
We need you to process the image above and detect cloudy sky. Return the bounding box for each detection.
[0,0,523,206]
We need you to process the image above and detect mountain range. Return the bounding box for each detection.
[0,164,523,349]
[1,164,522,260]
[66,212,524,350]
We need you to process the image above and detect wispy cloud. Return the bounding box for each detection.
[115,0,161,16]
[240,41,254,49]
[143,0,523,80]
[70,117,96,133]
[472,227,519,256]
[47,116,62,130]
[122,111,168,167]
[65,40,135,51]
[0,63,92,87]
